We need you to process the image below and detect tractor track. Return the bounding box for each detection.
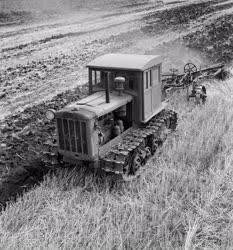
[100,109,177,180]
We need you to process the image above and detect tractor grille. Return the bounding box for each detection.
[57,118,88,155]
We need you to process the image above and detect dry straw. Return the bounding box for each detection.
[0,79,233,249]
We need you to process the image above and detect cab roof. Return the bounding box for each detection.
[87,53,162,71]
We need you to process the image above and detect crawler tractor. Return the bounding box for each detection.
[46,54,177,179]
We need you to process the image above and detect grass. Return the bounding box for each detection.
[0,80,233,249]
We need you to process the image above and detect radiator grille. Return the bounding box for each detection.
[57,118,88,155]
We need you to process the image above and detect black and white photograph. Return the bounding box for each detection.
[0,0,233,249]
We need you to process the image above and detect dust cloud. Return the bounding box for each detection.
[126,37,210,73]
[154,42,210,73]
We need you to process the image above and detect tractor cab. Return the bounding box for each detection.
[87,53,165,124]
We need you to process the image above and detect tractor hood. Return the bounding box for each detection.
[56,91,132,120]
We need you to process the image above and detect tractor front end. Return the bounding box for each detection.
[54,108,98,165]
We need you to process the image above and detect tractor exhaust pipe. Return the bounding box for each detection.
[105,72,110,103]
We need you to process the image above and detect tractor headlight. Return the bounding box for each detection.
[45,109,55,120]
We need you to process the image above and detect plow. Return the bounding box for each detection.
[162,62,226,103]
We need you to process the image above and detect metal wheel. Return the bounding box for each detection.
[131,153,142,175]
[151,137,158,155]
[184,63,197,74]
[145,146,152,159]
[122,152,142,181]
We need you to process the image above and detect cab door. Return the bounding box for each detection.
[143,65,161,121]
[151,65,161,111]
[143,70,153,120]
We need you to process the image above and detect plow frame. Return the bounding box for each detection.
[162,62,225,102]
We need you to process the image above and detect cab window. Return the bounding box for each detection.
[91,70,105,92]
[129,79,134,90]
[151,66,160,85]
[144,70,151,89]
[125,72,137,92]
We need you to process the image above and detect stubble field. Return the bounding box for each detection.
[0,0,233,249]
